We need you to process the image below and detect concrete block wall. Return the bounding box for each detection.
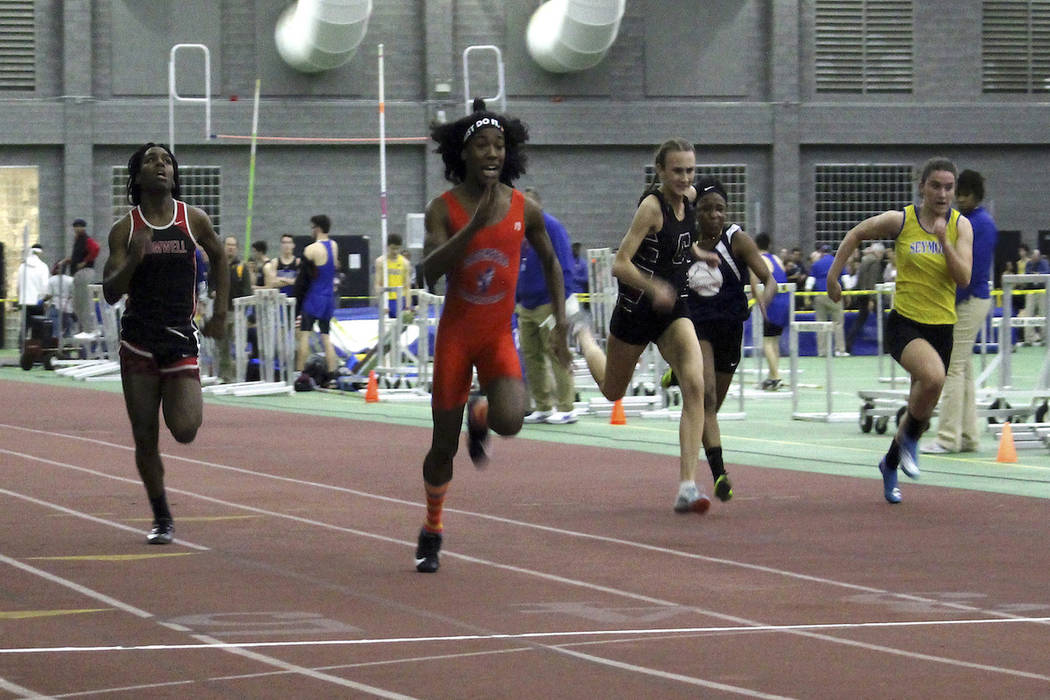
[1,0,1049,297]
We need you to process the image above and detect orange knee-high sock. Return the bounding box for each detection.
[423,481,449,534]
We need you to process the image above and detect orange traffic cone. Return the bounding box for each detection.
[365,370,379,403]
[610,399,626,425]
[996,421,1017,463]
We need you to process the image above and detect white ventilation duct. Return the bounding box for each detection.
[526,0,625,73]
[275,0,373,73]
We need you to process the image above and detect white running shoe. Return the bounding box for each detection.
[545,411,577,424]
[523,410,552,424]
[920,441,952,454]
[673,485,711,514]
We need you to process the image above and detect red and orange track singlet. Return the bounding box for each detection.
[431,188,527,410]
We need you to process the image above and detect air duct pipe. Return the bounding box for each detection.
[275,0,372,73]
[526,0,625,73]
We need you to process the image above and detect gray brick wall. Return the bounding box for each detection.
[3,0,1050,270]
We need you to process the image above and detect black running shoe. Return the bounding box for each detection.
[466,395,490,468]
[714,473,733,502]
[415,528,442,573]
[147,519,174,545]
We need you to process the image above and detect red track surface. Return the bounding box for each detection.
[1,379,1049,698]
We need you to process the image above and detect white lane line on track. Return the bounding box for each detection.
[1,422,1044,623]
[4,424,1050,686]
[0,676,50,698]
[0,553,417,698]
[0,484,210,552]
[4,615,1050,654]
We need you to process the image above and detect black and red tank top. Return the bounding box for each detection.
[124,200,198,328]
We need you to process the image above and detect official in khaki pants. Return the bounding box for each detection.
[925,169,998,454]
[517,188,578,425]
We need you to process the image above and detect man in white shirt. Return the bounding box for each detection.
[17,244,50,310]
[45,263,76,338]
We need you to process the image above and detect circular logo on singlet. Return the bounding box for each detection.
[458,248,509,305]
[687,261,723,297]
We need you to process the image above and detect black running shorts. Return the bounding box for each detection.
[884,310,953,371]
[609,296,689,347]
[692,319,743,374]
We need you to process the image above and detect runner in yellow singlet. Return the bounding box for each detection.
[825,157,973,504]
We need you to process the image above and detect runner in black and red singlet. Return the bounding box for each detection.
[103,142,229,545]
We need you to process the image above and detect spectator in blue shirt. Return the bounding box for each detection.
[517,188,578,424]
[809,245,848,356]
[924,169,998,453]
[1021,247,1049,345]
[570,242,589,308]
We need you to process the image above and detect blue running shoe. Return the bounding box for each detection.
[879,458,902,504]
[897,434,920,480]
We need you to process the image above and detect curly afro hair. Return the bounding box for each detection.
[430,98,529,185]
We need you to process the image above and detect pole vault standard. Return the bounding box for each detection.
[244,78,261,261]
[373,41,412,377]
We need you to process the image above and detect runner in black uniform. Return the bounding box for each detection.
[573,138,719,514]
[103,142,229,545]
[682,178,776,503]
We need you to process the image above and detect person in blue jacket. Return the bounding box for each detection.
[517,187,579,424]
[923,169,998,453]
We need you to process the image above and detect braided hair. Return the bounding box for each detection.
[126,142,181,205]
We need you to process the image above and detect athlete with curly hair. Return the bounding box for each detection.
[413,100,571,573]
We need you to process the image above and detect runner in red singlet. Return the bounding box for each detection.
[413,100,571,573]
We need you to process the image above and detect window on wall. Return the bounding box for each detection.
[0,166,39,302]
[814,164,913,248]
[111,165,222,234]
[0,0,35,91]
[644,164,748,233]
[982,1,1050,93]
[814,0,913,94]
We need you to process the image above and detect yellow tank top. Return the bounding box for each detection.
[893,204,960,325]
[384,255,409,300]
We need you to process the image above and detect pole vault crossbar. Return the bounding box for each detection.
[168,44,211,153]
[211,134,427,144]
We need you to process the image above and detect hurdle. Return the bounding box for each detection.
[790,318,852,422]
[997,273,1050,390]
[585,248,615,343]
[739,281,797,397]
[364,288,434,401]
[372,286,420,383]
[54,286,122,381]
[965,273,1050,426]
[205,289,295,397]
[873,282,900,386]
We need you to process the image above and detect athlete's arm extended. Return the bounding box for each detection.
[827,210,904,303]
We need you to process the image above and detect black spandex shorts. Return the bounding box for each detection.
[762,320,784,338]
[609,296,689,346]
[300,311,331,335]
[884,310,953,371]
[693,319,743,374]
